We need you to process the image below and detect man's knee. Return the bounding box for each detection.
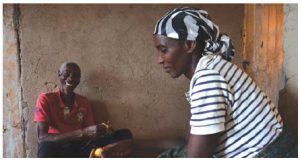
[112,129,133,140]
[37,141,58,158]
[88,129,133,149]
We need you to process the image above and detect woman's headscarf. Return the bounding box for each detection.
[153,7,235,61]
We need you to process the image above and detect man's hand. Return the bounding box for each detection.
[82,125,98,138]
[96,123,113,137]
[83,124,114,139]
[101,139,132,158]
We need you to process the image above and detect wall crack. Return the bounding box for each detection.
[13,4,27,157]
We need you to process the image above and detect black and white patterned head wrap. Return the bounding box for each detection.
[153,7,235,61]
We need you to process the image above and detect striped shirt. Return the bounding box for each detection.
[186,54,283,158]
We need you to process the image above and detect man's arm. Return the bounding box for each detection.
[186,132,221,157]
[37,122,105,143]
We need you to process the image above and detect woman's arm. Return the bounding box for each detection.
[186,132,221,157]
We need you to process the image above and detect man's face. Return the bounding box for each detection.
[153,35,190,78]
[58,64,81,92]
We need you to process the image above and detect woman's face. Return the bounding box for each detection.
[153,35,191,78]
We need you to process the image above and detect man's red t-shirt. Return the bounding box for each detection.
[34,89,95,134]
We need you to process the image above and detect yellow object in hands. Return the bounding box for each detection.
[94,148,103,157]
[100,121,111,129]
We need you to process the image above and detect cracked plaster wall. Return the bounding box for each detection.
[279,4,298,133]
[8,4,298,158]
[3,4,25,157]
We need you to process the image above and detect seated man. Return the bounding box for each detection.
[33,62,132,158]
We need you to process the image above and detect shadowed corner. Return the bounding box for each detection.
[90,100,111,125]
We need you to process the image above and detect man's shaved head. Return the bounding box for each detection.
[59,62,81,73]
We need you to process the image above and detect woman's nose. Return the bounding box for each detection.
[157,53,164,64]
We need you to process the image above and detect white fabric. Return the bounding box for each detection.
[187,55,283,158]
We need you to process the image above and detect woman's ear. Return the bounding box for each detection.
[185,41,197,54]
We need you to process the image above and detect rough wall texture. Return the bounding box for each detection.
[280,4,298,133]
[4,4,245,157]
[3,4,25,157]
